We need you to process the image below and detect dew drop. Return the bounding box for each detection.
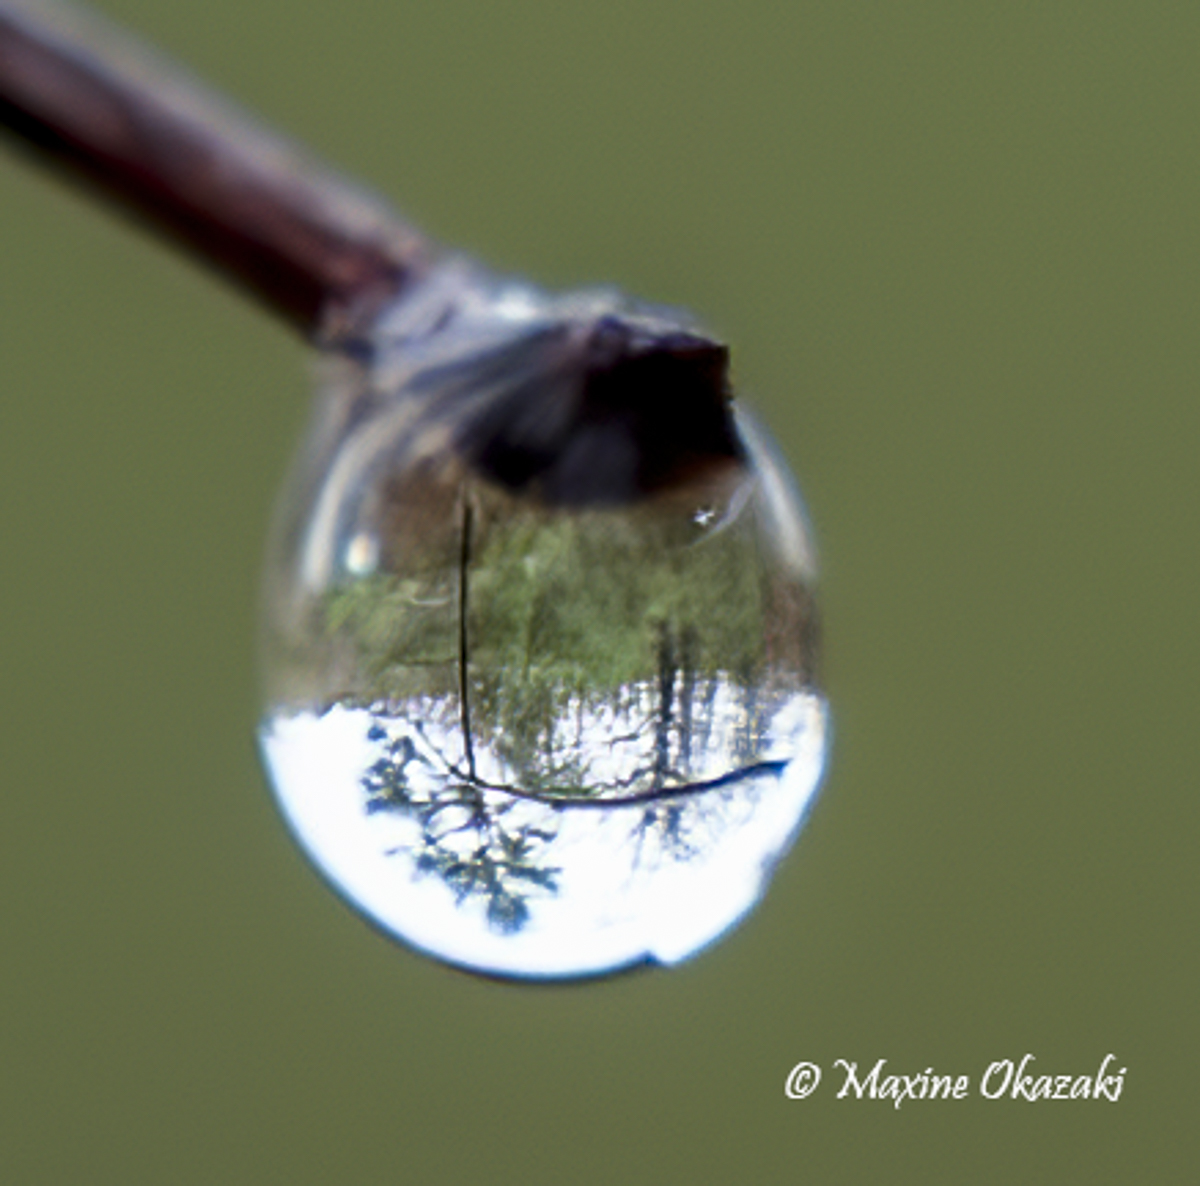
[259,261,828,978]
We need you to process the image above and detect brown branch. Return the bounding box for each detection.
[0,0,433,340]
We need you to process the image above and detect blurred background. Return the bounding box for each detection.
[0,0,1194,1180]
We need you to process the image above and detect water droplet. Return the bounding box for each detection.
[259,262,828,978]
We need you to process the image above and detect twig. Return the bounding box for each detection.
[0,0,432,340]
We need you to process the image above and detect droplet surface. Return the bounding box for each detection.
[259,262,828,977]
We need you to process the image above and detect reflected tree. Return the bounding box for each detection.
[362,722,560,933]
[323,472,814,931]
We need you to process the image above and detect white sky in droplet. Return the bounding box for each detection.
[260,696,827,978]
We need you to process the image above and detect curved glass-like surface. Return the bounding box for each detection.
[259,262,827,977]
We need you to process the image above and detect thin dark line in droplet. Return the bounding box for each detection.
[458,495,476,781]
[444,758,790,810]
[652,621,676,790]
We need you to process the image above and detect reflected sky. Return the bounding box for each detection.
[262,691,826,977]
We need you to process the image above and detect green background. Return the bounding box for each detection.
[1,1,1194,1180]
